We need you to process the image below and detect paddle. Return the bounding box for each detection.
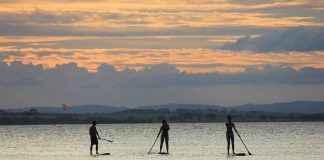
[147,133,160,154]
[235,131,252,155]
[99,138,113,142]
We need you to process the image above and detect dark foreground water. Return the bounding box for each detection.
[1,122,323,160]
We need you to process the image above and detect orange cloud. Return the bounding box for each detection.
[1,47,324,73]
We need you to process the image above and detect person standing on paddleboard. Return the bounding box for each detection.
[226,115,237,155]
[89,121,101,155]
[157,120,169,154]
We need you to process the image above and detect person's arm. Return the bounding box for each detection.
[96,128,101,139]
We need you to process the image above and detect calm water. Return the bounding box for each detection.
[0,122,323,160]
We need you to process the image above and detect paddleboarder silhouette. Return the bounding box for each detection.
[226,115,237,155]
[89,121,101,155]
[157,120,169,154]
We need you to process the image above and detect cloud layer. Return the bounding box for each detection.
[0,1,322,56]
[1,61,324,107]
[221,27,324,52]
[0,0,323,41]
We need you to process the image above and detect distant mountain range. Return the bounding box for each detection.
[5,101,324,114]
[7,105,126,114]
[228,101,324,113]
[138,104,223,111]
[138,101,324,114]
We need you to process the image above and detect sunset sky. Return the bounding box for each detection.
[0,0,323,108]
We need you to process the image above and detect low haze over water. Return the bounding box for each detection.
[1,122,323,160]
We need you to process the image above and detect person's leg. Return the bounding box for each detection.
[165,135,169,153]
[226,133,230,155]
[160,136,164,153]
[90,144,93,155]
[96,144,99,154]
[230,135,235,154]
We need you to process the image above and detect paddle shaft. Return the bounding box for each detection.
[236,131,252,155]
[147,134,159,154]
[99,138,113,142]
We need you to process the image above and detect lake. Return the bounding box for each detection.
[0,122,323,160]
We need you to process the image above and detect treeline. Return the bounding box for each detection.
[1,108,324,125]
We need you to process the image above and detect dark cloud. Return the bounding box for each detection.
[0,21,77,36]
[0,62,44,87]
[0,9,85,24]
[221,27,324,52]
[119,64,324,87]
[1,61,324,88]
[1,61,324,107]
[2,61,324,89]
[0,17,270,36]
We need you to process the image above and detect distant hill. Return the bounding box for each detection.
[7,105,126,114]
[138,104,222,111]
[137,101,324,114]
[138,101,324,113]
[5,101,324,114]
[229,101,324,114]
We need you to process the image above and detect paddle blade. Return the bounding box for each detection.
[248,152,252,155]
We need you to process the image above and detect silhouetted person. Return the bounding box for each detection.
[89,121,101,155]
[157,120,169,154]
[226,115,237,155]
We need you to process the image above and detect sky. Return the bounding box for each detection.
[0,0,323,108]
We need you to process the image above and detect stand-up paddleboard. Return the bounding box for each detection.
[92,153,110,157]
[158,152,169,155]
[226,153,246,158]
[234,153,246,156]
[100,153,110,155]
